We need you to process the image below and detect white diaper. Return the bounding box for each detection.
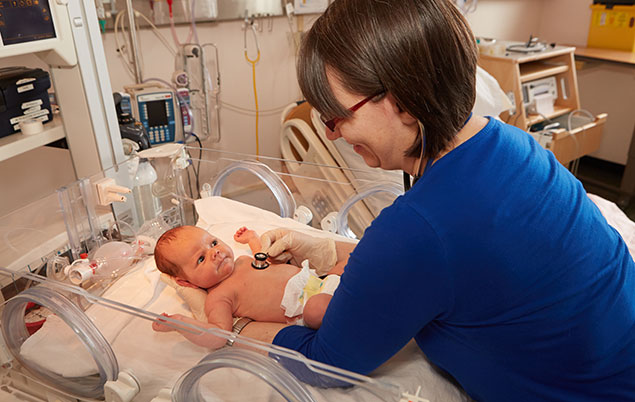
[280,260,340,323]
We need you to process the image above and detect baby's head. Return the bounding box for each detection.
[154,225,235,289]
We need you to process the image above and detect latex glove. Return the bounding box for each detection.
[260,229,337,275]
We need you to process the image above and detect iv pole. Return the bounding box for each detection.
[124,0,143,83]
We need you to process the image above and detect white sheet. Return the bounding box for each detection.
[18,194,634,401]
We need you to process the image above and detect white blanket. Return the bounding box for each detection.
[18,195,634,401]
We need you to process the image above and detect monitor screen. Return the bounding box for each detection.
[146,100,168,127]
[0,0,56,45]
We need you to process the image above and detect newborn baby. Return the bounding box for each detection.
[152,225,340,347]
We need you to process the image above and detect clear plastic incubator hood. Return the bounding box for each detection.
[0,147,461,402]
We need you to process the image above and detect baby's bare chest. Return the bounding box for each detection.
[221,257,299,301]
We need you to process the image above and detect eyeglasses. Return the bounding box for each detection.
[321,92,383,132]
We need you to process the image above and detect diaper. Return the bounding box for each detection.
[280,260,340,322]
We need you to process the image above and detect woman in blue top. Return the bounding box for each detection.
[240,0,635,400]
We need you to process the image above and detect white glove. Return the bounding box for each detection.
[260,229,337,275]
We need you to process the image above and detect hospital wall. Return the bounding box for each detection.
[102,17,301,158]
[101,0,558,157]
[0,0,601,215]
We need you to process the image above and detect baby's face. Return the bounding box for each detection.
[169,226,235,289]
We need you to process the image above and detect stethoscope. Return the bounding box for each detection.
[252,252,269,270]
[403,113,472,192]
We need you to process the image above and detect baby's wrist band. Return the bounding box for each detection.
[226,317,253,347]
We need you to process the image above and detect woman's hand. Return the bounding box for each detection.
[259,229,337,275]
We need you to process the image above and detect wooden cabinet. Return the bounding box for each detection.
[479,44,606,165]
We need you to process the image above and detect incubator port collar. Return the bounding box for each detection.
[69,261,96,285]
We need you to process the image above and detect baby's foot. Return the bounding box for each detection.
[234,227,257,244]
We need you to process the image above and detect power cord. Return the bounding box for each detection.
[566,109,594,177]
[189,132,203,197]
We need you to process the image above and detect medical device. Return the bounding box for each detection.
[113,91,132,116]
[244,21,261,154]
[251,252,270,269]
[0,147,432,402]
[180,43,221,142]
[113,92,151,154]
[125,83,182,145]
[0,0,125,205]
[522,76,557,115]
[506,35,547,53]
[0,67,52,137]
[176,87,192,134]
[132,158,162,222]
[0,0,75,65]
[66,241,135,285]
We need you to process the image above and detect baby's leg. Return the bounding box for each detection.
[325,260,346,276]
[303,293,332,329]
[234,227,262,254]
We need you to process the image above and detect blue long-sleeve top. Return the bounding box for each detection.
[273,118,635,401]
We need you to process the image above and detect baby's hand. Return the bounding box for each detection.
[234,226,257,244]
[152,313,184,332]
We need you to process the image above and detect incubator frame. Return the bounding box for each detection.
[0,147,429,402]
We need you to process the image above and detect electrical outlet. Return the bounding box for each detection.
[95,178,130,206]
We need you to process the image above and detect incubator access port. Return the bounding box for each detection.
[1,286,118,399]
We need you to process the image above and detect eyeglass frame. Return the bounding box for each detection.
[320,92,384,132]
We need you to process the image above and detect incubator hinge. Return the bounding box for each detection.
[104,370,140,402]
[320,211,338,233]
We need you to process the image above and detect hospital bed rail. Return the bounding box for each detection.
[173,146,402,238]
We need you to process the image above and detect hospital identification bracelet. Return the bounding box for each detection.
[226,317,254,347]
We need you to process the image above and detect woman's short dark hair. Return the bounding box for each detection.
[298,0,478,160]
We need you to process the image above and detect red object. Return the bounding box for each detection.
[321,92,384,132]
[80,253,88,259]
[24,302,46,335]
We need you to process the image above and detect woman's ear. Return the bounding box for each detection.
[385,93,418,126]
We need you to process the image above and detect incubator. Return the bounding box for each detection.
[0,148,469,402]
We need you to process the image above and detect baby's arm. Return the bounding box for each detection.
[234,226,262,254]
[152,313,229,349]
[152,294,235,349]
[205,295,234,332]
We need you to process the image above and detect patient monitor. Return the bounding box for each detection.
[0,0,76,66]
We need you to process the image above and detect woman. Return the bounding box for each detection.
[241,0,635,400]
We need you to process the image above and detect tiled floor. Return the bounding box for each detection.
[576,156,635,220]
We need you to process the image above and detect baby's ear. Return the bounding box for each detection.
[175,277,199,288]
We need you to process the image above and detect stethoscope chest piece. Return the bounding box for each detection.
[251,252,270,270]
